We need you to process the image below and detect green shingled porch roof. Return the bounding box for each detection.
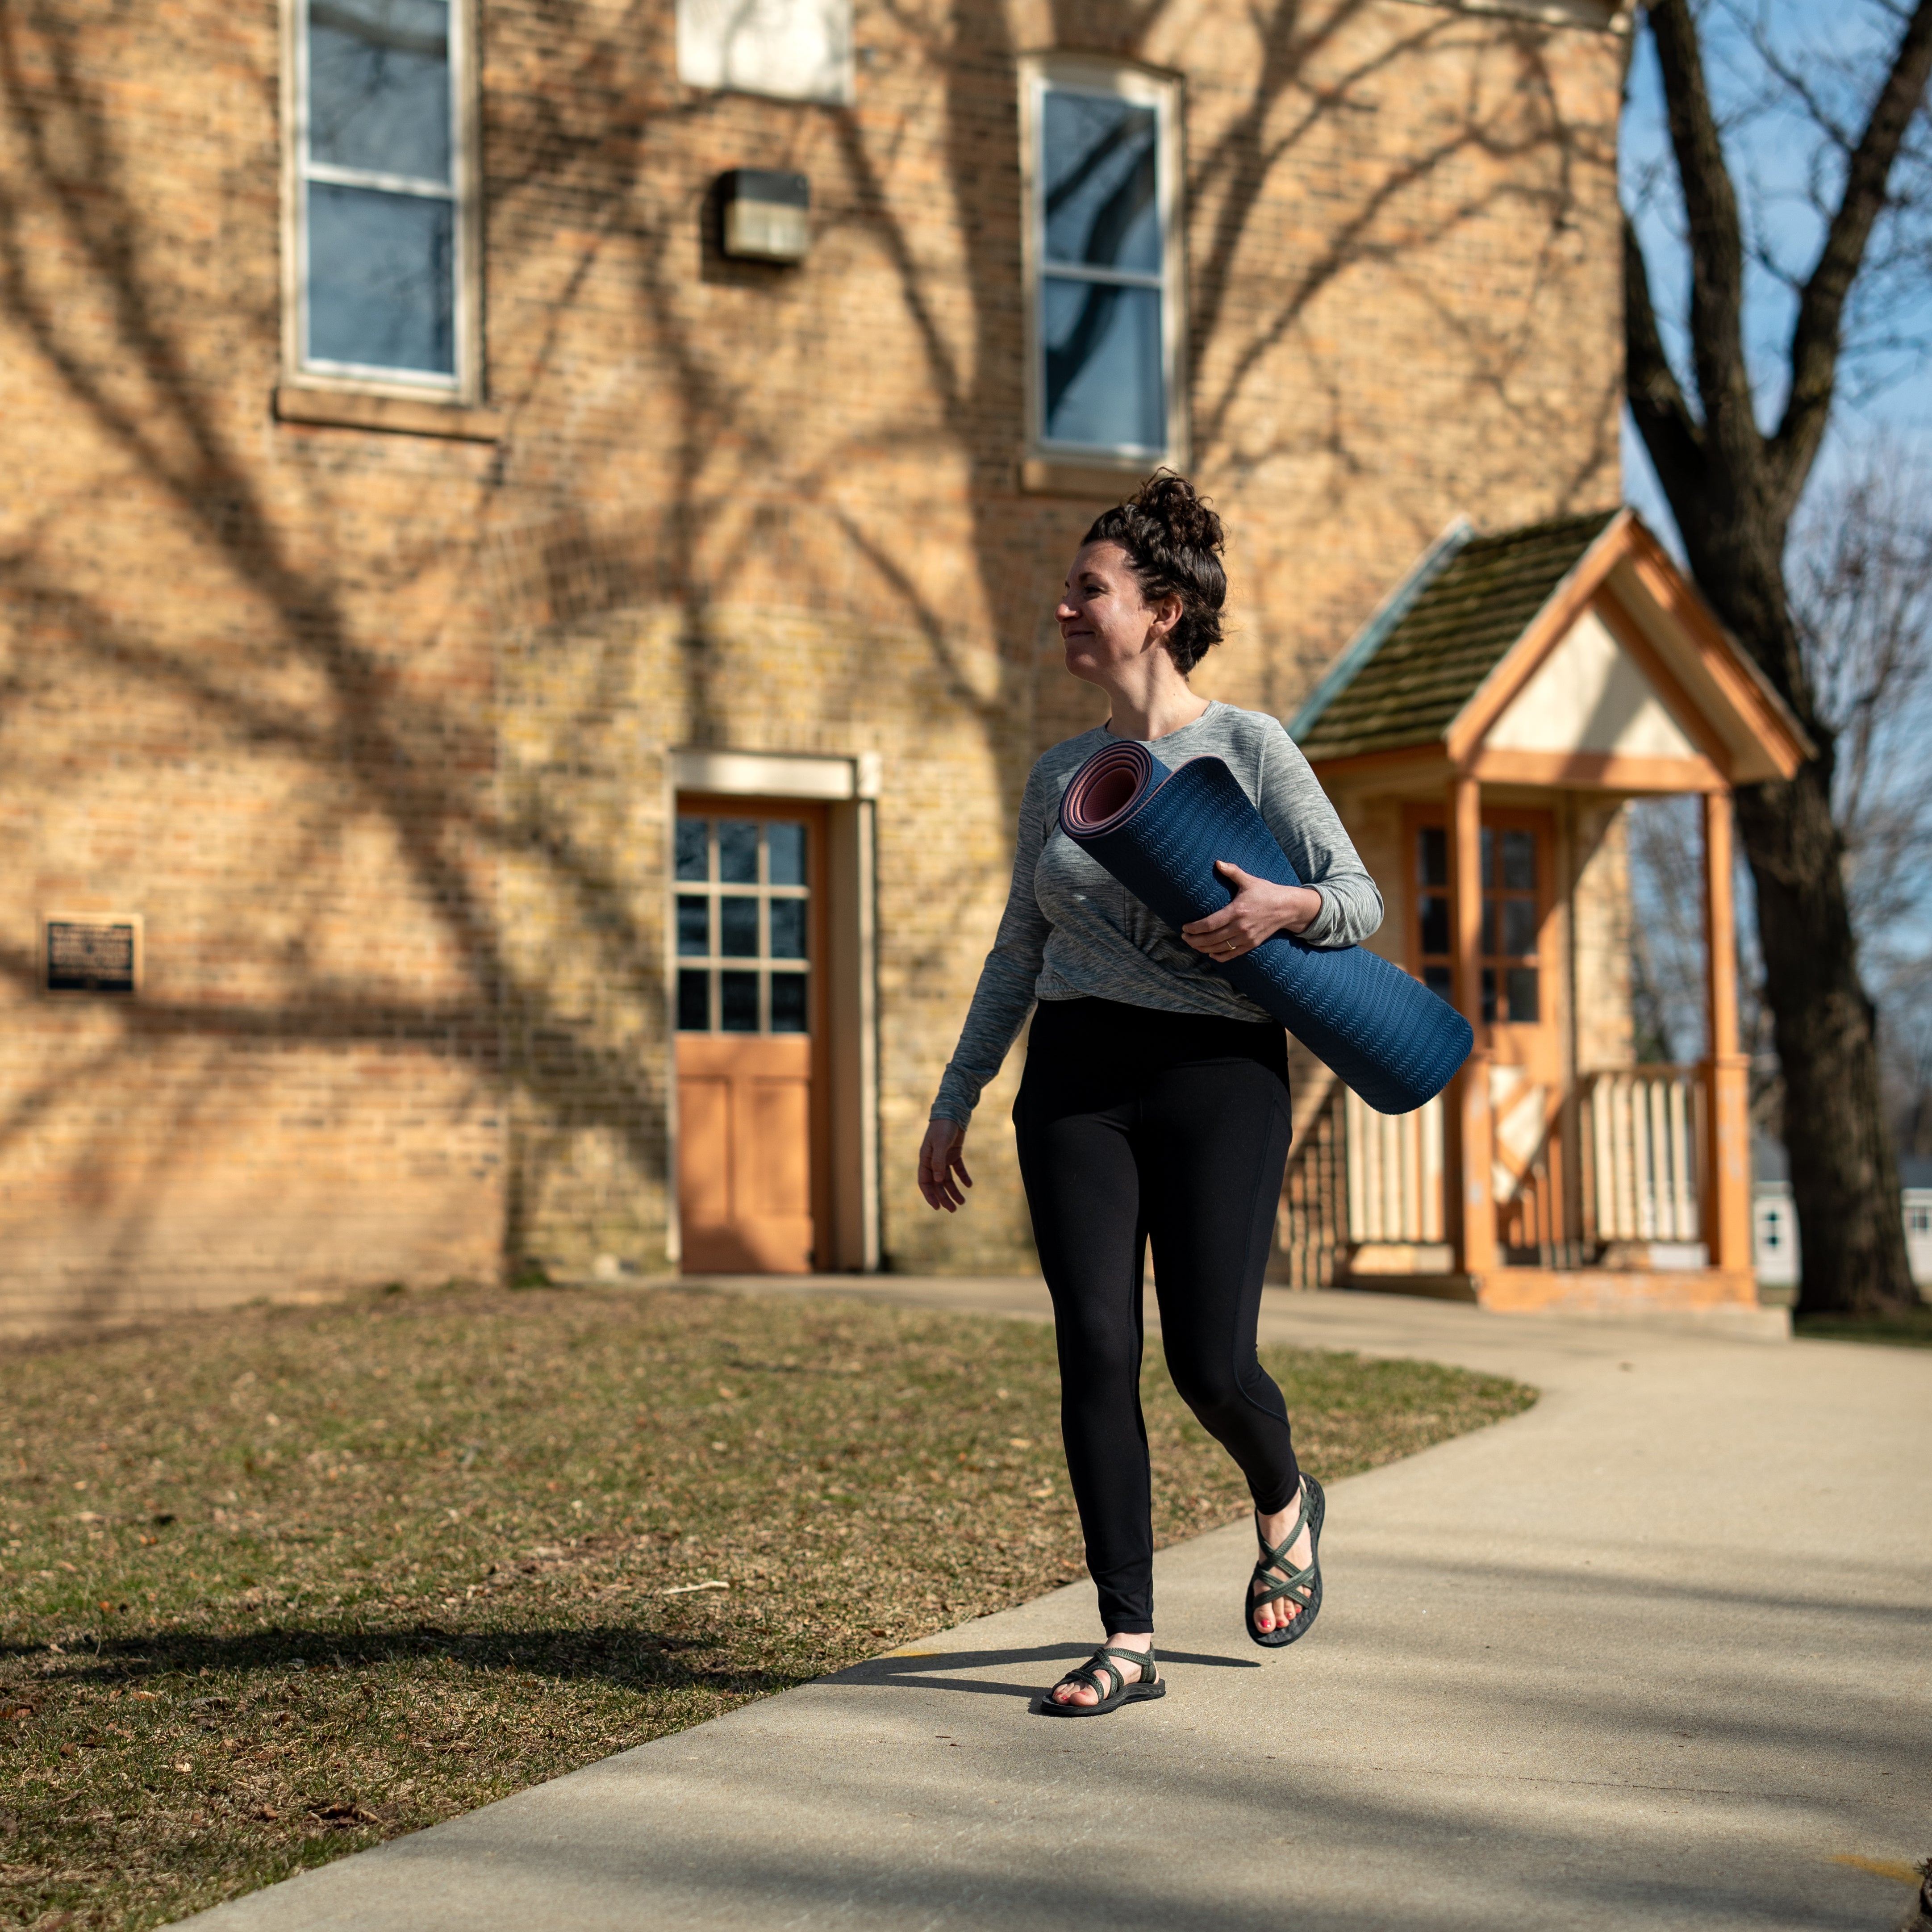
[1294,509,1623,762]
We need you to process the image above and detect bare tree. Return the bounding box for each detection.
[1792,457,1932,1154]
[1626,452,1932,1221]
[1623,0,1932,1316]
[1791,460,1932,943]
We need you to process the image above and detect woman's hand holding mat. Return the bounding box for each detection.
[1181,861,1323,961]
[1058,739,1473,1115]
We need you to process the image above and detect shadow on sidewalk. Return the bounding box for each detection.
[0,1621,797,1698]
[829,1640,1260,1703]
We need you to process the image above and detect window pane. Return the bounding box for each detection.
[718,820,759,885]
[719,897,759,957]
[769,898,807,960]
[1480,899,1497,958]
[1423,964,1453,999]
[770,972,809,1033]
[1506,966,1540,1024]
[721,970,759,1032]
[307,183,454,375]
[1041,91,1160,274]
[1502,830,1536,892]
[676,817,709,880]
[1480,826,1494,888]
[1042,278,1163,450]
[1502,898,1538,958]
[1419,894,1449,958]
[1417,826,1447,888]
[676,895,710,957]
[309,0,451,183]
[1481,966,1496,1024]
[767,822,807,887]
[677,969,710,1032]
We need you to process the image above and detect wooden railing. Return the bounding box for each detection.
[1275,1083,1348,1288]
[1344,1090,1446,1244]
[1581,1066,1704,1245]
[1279,1067,1711,1281]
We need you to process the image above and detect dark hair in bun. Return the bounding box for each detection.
[1082,470,1227,674]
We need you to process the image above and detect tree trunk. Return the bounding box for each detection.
[1734,762,1916,1316]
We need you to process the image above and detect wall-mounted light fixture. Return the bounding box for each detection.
[718,169,810,264]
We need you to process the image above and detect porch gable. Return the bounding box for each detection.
[1293,507,1810,789]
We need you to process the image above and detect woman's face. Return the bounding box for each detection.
[1056,541,1178,687]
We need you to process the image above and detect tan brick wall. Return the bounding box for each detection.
[0,0,1624,1331]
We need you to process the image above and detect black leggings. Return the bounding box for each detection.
[1014,996,1300,1633]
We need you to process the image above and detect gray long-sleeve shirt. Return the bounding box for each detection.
[930,701,1383,1126]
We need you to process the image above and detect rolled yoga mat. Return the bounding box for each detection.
[1058,739,1472,1114]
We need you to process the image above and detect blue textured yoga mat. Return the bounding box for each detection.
[1058,740,1471,1114]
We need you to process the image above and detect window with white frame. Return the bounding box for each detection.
[288,0,476,392]
[1022,58,1185,467]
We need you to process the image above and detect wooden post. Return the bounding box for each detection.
[1451,775,1495,1278]
[1700,789,1751,1274]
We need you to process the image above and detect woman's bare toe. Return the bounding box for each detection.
[1252,1591,1299,1632]
[1252,1490,1314,1631]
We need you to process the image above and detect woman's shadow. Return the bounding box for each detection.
[830,1642,1259,1705]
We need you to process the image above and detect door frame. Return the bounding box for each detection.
[673,796,830,1272]
[1404,800,1564,1255]
[664,749,881,1273]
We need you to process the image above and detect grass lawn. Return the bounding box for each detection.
[0,1282,1535,1930]
[1794,1303,1932,1347]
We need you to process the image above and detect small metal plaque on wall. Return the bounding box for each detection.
[42,913,142,995]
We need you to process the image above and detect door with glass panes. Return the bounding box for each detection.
[1410,807,1564,1256]
[673,801,827,1273]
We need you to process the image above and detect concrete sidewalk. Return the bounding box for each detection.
[179,1286,1931,1932]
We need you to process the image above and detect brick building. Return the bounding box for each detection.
[1,0,1643,1333]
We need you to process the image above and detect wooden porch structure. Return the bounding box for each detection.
[1281,509,1811,1314]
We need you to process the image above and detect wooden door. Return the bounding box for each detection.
[674,802,827,1273]
[1411,807,1563,1259]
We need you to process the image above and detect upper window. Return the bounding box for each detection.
[677,0,853,106]
[286,0,477,394]
[1022,58,1185,468]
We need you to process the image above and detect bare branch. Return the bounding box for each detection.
[1789,453,1932,851]
[1730,0,1859,155]
[1645,0,1758,457]
[1773,0,1932,509]
[1622,212,1707,514]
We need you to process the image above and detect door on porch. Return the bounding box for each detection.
[1412,807,1564,1262]
[674,801,829,1273]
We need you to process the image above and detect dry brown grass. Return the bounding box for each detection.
[0,1281,1534,1929]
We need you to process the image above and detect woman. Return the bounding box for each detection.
[916,473,1383,1716]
